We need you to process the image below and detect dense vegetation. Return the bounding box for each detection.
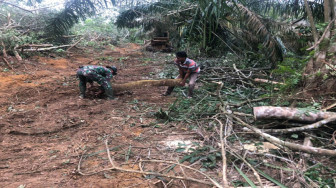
[1,0,336,187]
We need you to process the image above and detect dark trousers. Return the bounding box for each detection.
[165,72,199,97]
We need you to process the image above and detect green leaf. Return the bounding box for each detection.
[165,164,176,173]
[256,169,287,188]
[175,148,185,153]
[291,134,299,139]
[234,164,257,188]
[190,156,201,163]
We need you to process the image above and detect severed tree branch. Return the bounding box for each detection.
[1,40,8,58]
[2,57,14,70]
[212,118,229,188]
[307,18,336,51]
[13,44,22,61]
[262,116,336,133]
[66,37,84,52]
[20,45,71,52]
[234,115,336,156]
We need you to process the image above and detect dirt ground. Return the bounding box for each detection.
[0,44,212,188]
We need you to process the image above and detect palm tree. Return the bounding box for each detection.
[302,0,336,96]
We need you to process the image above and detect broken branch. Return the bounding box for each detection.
[234,115,336,156]
[253,78,284,85]
[262,116,336,133]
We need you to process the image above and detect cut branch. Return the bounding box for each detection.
[253,78,284,85]
[21,45,71,52]
[307,18,336,51]
[253,106,336,122]
[212,118,229,188]
[66,37,84,52]
[262,116,336,133]
[2,57,14,70]
[17,44,53,49]
[13,44,22,61]
[234,116,336,156]
[1,40,8,58]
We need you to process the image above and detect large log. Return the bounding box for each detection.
[112,79,181,93]
[253,106,336,122]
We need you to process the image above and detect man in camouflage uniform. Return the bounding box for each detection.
[76,65,117,100]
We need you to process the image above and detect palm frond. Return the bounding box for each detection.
[237,3,283,63]
[246,0,324,22]
[115,0,182,29]
[44,0,116,42]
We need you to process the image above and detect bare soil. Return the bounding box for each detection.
[0,44,210,188]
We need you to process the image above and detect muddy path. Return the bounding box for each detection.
[0,44,209,188]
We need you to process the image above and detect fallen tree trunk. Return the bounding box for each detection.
[253,78,284,85]
[21,45,71,52]
[253,106,336,122]
[112,79,181,93]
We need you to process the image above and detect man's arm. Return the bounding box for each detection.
[180,69,191,86]
[104,68,113,80]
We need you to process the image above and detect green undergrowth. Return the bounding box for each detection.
[153,53,335,187]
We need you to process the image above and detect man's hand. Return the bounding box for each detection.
[180,80,186,86]
[95,90,104,96]
[88,82,94,88]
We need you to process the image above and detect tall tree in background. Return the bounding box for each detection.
[303,0,336,97]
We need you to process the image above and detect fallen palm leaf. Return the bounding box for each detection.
[256,168,287,188]
[234,164,257,188]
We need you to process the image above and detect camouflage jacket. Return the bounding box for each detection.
[77,65,113,81]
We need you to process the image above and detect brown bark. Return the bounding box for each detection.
[1,41,8,58]
[66,37,84,52]
[324,0,331,22]
[253,78,284,85]
[112,79,181,93]
[13,44,22,61]
[21,45,71,52]
[302,0,336,98]
[262,115,336,133]
[253,106,336,122]
[304,0,319,44]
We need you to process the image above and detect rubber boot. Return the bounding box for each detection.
[79,80,86,98]
[163,86,174,96]
[105,88,114,100]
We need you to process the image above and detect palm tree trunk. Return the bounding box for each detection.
[324,0,331,22]
[302,0,336,97]
[304,0,318,44]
